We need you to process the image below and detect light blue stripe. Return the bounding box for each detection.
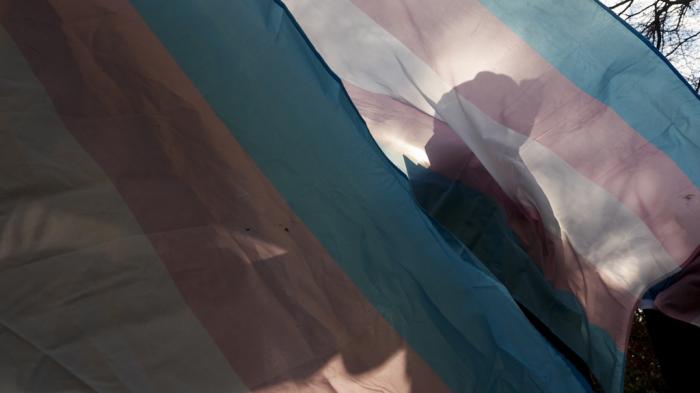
[130,1,589,391]
[480,0,700,188]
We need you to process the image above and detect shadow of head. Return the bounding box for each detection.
[422,71,543,199]
[426,71,544,169]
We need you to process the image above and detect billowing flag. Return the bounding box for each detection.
[0,1,594,392]
[283,0,700,392]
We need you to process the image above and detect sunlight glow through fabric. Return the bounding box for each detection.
[0,1,697,392]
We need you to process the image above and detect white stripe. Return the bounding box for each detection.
[285,0,678,296]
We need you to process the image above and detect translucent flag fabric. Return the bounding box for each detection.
[283,0,700,392]
[0,1,593,392]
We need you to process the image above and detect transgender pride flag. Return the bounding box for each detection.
[0,1,697,393]
[285,0,700,391]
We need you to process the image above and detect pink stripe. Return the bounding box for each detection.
[655,251,700,325]
[347,83,636,348]
[350,0,700,267]
[0,2,451,391]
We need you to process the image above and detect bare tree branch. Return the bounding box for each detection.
[605,0,699,88]
[666,30,700,56]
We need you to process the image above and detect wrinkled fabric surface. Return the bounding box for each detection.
[283,1,700,392]
[0,0,595,392]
